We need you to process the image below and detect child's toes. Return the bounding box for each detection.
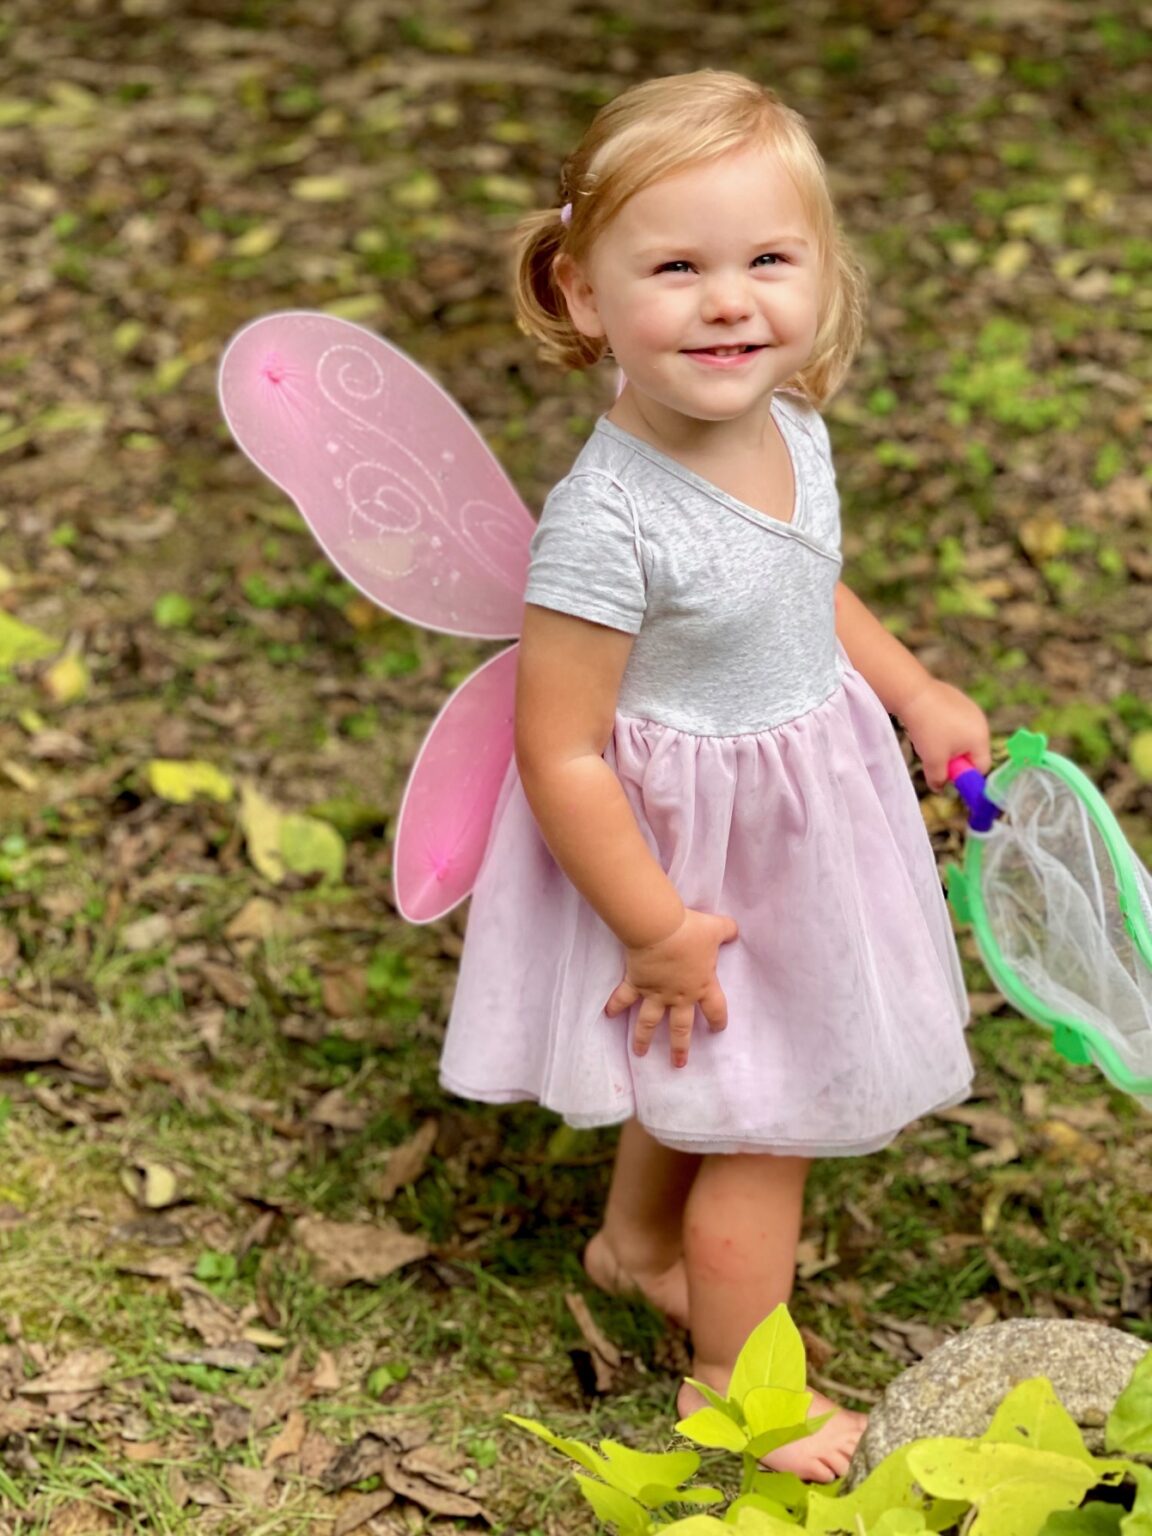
[761,1401,867,1483]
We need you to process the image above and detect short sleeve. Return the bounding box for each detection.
[523,470,647,634]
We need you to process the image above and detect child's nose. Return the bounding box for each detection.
[700,273,753,323]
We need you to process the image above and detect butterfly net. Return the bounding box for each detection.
[974,764,1152,1099]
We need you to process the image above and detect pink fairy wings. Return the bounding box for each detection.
[393,645,519,922]
[218,311,534,920]
[218,311,534,638]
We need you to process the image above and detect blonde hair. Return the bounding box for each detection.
[512,70,866,406]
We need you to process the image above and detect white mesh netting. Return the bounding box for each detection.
[978,766,1152,1095]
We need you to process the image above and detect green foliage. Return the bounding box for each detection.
[153,591,195,629]
[1106,1348,1152,1454]
[940,319,1087,435]
[509,1307,1152,1534]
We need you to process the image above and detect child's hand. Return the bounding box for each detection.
[899,679,991,791]
[605,909,739,1069]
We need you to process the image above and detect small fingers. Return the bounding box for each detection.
[699,981,728,1034]
[667,1002,696,1069]
[630,996,666,1058]
[605,980,640,1018]
[716,913,739,945]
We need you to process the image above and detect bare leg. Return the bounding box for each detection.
[678,1153,866,1482]
[584,1119,698,1327]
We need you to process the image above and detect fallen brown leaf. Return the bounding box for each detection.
[242,1369,308,1435]
[199,961,252,1009]
[311,1349,341,1394]
[382,1451,489,1521]
[166,1466,190,1508]
[321,967,367,1018]
[309,1087,369,1133]
[224,1464,277,1505]
[372,1119,439,1203]
[166,1342,263,1372]
[332,1489,397,1536]
[320,1425,429,1494]
[20,1348,115,1397]
[225,897,303,942]
[119,913,174,952]
[212,1403,252,1453]
[183,1477,230,1508]
[320,1435,389,1493]
[30,1082,93,1126]
[177,1281,251,1348]
[935,1103,1019,1147]
[264,1407,306,1466]
[0,1023,76,1069]
[799,1325,837,1371]
[294,1216,429,1286]
[122,1440,166,1462]
[402,1444,469,1488]
[299,1427,340,1480]
[564,1291,620,1393]
[45,1500,121,1535]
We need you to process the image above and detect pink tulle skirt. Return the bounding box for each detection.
[439,665,972,1156]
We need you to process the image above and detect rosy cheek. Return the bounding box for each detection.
[626,303,678,347]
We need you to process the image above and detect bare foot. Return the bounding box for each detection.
[583,1230,690,1329]
[677,1379,866,1484]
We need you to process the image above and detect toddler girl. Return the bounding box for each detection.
[439,70,989,1481]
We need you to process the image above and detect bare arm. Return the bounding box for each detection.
[515,604,736,1066]
[515,604,682,947]
[835,581,991,788]
[834,581,934,715]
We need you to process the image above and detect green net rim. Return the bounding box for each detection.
[954,728,1152,1094]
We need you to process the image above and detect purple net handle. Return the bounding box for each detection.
[948,755,1002,833]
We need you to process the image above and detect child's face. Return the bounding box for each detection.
[560,146,821,429]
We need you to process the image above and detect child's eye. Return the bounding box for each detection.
[753,253,785,267]
[655,260,694,275]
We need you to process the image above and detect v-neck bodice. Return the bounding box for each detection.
[595,397,801,532]
[524,392,845,737]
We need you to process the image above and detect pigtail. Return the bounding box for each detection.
[512,209,606,372]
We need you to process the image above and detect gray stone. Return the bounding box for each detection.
[847,1318,1148,1488]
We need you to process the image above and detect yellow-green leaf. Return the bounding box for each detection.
[0,613,58,666]
[573,1476,651,1535]
[992,240,1031,279]
[728,1304,808,1403]
[391,170,442,210]
[240,781,287,883]
[42,650,89,705]
[674,1405,748,1453]
[230,222,282,257]
[907,1439,1096,1536]
[597,1443,701,1501]
[1130,732,1152,785]
[503,1415,607,1478]
[121,1161,179,1210]
[148,760,235,805]
[807,1443,964,1535]
[983,1378,1093,1464]
[1107,1349,1152,1454]
[280,812,346,884]
[291,174,354,202]
[742,1386,813,1438]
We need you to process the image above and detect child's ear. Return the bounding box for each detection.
[554,254,606,341]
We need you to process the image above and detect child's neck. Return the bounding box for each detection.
[607,391,779,466]
[608,390,795,525]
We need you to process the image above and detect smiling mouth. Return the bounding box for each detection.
[684,344,766,357]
